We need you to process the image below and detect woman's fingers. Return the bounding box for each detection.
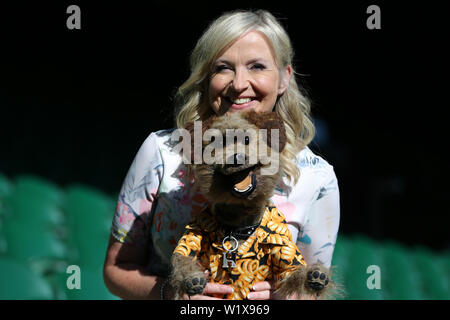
[247,290,271,300]
[247,281,275,300]
[252,281,275,292]
[299,294,317,300]
[183,294,224,300]
[203,283,234,295]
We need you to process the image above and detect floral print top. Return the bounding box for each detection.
[111,129,340,277]
[174,205,307,300]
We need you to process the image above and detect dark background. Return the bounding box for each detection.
[0,1,448,250]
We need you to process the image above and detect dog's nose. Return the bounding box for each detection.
[226,153,246,166]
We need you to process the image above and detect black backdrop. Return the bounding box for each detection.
[0,1,448,250]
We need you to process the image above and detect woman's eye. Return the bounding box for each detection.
[251,63,266,70]
[215,64,230,72]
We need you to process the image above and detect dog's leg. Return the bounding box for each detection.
[304,263,330,294]
[275,264,338,299]
[274,267,307,299]
[303,263,343,299]
[170,254,207,299]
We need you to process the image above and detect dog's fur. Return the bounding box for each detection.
[170,110,336,299]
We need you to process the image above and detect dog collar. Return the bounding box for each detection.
[220,222,260,240]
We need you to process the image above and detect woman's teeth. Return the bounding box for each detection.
[232,98,252,105]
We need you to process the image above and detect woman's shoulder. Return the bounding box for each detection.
[131,128,182,177]
[141,128,184,155]
[142,129,188,182]
[288,146,338,193]
[277,147,337,195]
[145,128,177,145]
[295,146,335,173]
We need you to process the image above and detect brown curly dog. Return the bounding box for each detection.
[170,110,334,300]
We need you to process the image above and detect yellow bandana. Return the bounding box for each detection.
[174,206,307,300]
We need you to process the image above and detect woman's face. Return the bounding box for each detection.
[208,31,292,115]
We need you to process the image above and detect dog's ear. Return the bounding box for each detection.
[184,115,217,163]
[242,110,287,152]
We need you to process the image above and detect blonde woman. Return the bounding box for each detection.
[104,9,340,300]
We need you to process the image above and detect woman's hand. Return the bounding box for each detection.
[247,281,317,300]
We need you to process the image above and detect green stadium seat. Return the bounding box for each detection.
[62,186,113,269]
[14,175,64,206]
[0,257,54,299]
[3,221,68,274]
[1,175,65,230]
[412,247,449,299]
[0,226,7,254]
[73,234,110,270]
[0,173,12,199]
[2,195,66,229]
[0,174,12,219]
[64,185,114,237]
[381,241,423,299]
[343,235,385,299]
[331,235,450,300]
[439,254,450,284]
[331,236,351,299]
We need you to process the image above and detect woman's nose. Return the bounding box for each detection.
[230,68,250,92]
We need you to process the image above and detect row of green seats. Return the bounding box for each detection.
[0,173,119,299]
[332,234,449,299]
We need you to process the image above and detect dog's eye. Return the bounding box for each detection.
[244,136,250,145]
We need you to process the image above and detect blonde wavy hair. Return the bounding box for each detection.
[174,9,315,185]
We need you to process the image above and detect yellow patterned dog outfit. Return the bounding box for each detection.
[173,206,307,300]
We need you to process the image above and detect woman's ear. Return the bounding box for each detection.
[278,65,292,95]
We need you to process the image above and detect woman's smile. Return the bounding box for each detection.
[225,96,259,110]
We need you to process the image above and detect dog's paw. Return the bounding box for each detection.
[306,266,329,292]
[184,273,207,296]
